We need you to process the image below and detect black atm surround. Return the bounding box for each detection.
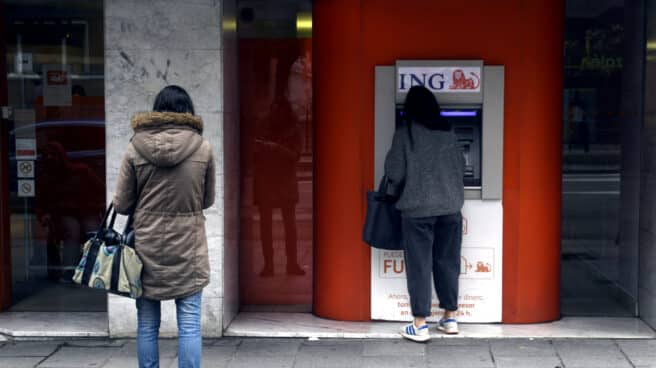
[394,105,482,187]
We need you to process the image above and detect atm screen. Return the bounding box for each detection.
[395,106,482,187]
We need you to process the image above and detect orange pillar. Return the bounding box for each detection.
[504,1,564,323]
[313,0,371,320]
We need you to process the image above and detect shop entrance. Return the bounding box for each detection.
[237,0,314,309]
[0,0,107,312]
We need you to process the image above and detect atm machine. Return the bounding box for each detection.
[372,60,504,323]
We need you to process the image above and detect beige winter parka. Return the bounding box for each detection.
[113,111,215,300]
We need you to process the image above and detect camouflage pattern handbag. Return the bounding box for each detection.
[73,204,143,298]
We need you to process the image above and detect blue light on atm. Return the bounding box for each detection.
[440,110,478,117]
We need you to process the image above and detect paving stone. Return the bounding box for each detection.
[209,338,242,346]
[494,356,564,368]
[553,339,617,351]
[295,342,364,368]
[426,345,494,368]
[99,356,139,368]
[490,339,557,357]
[65,339,126,348]
[617,340,656,357]
[363,340,426,356]
[555,340,632,368]
[361,356,426,368]
[169,345,235,368]
[430,338,490,346]
[427,335,490,347]
[299,340,363,353]
[37,347,118,368]
[236,339,301,357]
[293,356,363,368]
[301,339,365,352]
[114,340,177,358]
[0,342,61,357]
[629,356,656,367]
[0,357,44,368]
[228,355,295,368]
[557,352,632,368]
[102,355,177,368]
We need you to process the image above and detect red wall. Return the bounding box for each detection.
[314,0,564,323]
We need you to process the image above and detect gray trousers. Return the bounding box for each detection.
[402,213,462,317]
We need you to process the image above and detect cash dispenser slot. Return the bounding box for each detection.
[441,107,482,189]
[454,127,475,180]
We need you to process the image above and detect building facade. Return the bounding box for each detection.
[0,0,656,337]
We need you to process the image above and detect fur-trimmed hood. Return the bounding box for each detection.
[129,111,204,168]
[131,111,203,133]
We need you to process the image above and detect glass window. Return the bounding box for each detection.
[238,0,314,309]
[1,0,106,312]
[561,0,644,316]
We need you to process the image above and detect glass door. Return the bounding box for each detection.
[2,0,106,312]
[561,0,643,316]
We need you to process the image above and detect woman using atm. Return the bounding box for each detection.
[384,85,465,342]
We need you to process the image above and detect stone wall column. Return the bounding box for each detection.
[104,0,225,337]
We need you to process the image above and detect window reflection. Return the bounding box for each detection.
[2,0,106,311]
[561,0,642,317]
[239,0,313,307]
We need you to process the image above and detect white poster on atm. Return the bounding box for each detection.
[371,200,503,323]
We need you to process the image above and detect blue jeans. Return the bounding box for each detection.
[136,291,203,368]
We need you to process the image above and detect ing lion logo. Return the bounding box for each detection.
[449,69,480,90]
[476,262,491,273]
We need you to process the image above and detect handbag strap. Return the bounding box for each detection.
[123,216,134,233]
[108,208,118,229]
[93,203,115,240]
[377,175,390,194]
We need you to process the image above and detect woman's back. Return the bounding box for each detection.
[384,122,465,218]
[114,111,215,300]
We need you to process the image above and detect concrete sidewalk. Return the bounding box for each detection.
[0,337,655,368]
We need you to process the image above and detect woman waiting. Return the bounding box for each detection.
[384,85,465,342]
[113,85,215,367]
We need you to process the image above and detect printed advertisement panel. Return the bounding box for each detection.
[371,200,503,322]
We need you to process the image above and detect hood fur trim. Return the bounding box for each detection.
[131,112,203,133]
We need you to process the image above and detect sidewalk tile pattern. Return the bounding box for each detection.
[0,337,652,367]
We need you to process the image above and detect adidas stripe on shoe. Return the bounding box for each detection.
[437,318,459,334]
[400,323,431,342]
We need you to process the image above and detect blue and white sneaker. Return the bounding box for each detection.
[400,323,430,342]
[437,318,459,334]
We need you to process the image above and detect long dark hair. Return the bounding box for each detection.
[403,85,450,148]
[153,85,195,115]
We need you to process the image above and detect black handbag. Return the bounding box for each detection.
[362,176,404,250]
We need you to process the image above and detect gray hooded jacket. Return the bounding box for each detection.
[384,123,465,218]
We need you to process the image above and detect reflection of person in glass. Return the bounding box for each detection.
[567,94,589,152]
[36,141,104,281]
[253,95,305,277]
